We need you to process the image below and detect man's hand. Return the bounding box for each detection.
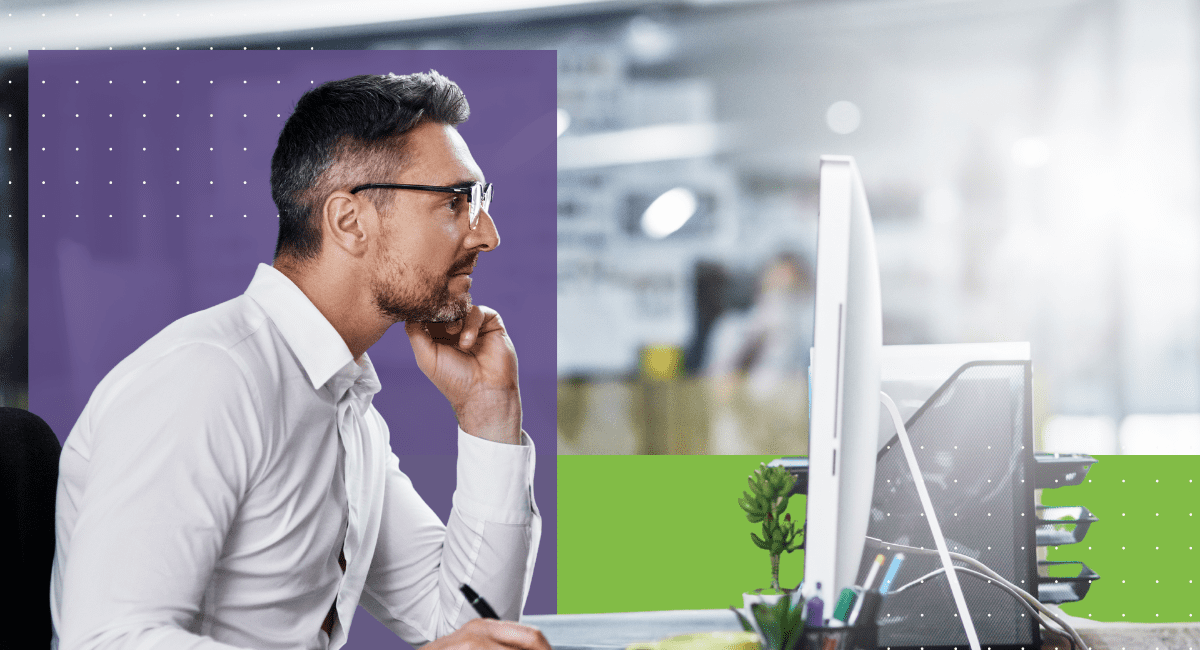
[404,306,522,444]
[426,619,551,650]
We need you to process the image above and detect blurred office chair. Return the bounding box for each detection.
[0,407,61,647]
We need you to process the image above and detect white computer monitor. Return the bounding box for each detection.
[803,155,883,615]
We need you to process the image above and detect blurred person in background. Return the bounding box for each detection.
[705,252,814,454]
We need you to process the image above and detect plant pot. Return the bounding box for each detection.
[798,624,879,650]
[742,591,786,610]
[739,591,795,647]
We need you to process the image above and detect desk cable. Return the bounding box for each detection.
[876,390,1088,650]
[870,539,1088,650]
[881,391,981,650]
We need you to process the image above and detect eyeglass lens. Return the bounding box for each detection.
[469,183,494,230]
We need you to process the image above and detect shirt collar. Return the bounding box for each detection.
[243,263,379,396]
[326,354,383,407]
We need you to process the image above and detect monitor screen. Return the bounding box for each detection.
[804,155,882,613]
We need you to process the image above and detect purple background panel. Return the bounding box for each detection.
[28,50,557,644]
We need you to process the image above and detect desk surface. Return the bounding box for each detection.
[1049,615,1200,650]
[522,610,742,650]
[522,609,1200,650]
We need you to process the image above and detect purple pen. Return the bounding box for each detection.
[805,582,825,627]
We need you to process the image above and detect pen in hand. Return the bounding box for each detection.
[460,584,499,619]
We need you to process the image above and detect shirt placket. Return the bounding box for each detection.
[328,365,378,644]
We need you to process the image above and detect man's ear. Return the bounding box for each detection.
[321,190,372,257]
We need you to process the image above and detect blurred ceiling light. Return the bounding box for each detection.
[556,109,571,138]
[641,187,698,239]
[625,15,675,65]
[1011,137,1051,168]
[826,100,861,135]
[558,122,720,169]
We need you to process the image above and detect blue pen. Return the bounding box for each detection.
[878,553,905,594]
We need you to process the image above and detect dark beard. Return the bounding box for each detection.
[373,254,477,323]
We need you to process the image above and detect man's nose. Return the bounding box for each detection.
[469,207,500,251]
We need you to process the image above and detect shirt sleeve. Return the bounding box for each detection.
[358,428,539,645]
[54,344,263,650]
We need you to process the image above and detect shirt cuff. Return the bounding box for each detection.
[454,427,536,525]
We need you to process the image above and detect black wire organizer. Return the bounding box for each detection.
[1036,560,1101,604]
[774,346,1107,649]
[779,360,1043,649]
[1034,505,1098,547]
[1034,453,1097,489]
[1033,453,1101,604]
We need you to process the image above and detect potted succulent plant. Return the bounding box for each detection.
[738,462,804,596]
[730,591,807,650]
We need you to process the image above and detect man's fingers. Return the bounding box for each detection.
[422,321,465,347]
[404,321,437,376]
[457,306,487,350]
[463,619,551,650]
[488,622,551,650]
[404,320,431,349]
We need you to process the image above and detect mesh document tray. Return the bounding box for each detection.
[1035,505,1098,547]
[861,361,1038,650]
[1034,453,1097,489]
[1036,561,1099,604]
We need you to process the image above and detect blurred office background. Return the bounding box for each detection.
[2,0,1199,455]
[555,0,1200,456]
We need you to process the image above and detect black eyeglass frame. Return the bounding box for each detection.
[349,182,493,229]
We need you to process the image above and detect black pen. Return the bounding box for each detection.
[460,584,499,619]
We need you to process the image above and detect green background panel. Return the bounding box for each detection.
[559,454,1199,622]
[1041,455,1198,622]
[557,455,806,614]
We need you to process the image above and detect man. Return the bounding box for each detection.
[51,71,548,650]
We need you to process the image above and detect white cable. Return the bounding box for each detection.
[890,566,1078,650]
[868,537,1088,650]
[880,391,982,650]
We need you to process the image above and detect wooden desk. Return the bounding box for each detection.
[523,610,1200,650]
[1046,614,1200,650]
[522,610,742,649]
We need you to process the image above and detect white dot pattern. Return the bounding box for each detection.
[30,57,296,221]
[1041,459,1196,624]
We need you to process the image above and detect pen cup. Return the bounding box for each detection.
[800,590,884,650]
[799,624,876,650]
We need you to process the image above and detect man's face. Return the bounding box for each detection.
[369,121,499,323]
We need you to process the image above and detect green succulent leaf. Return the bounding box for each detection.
[777,595,805,646]
[771,596,790,622]
[751,532,769,550]
[729,607,755,633]
[750,602,782,650]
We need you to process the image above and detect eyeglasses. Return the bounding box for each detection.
[350,181,493,229]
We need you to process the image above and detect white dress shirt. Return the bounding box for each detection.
[51,263,540,650]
